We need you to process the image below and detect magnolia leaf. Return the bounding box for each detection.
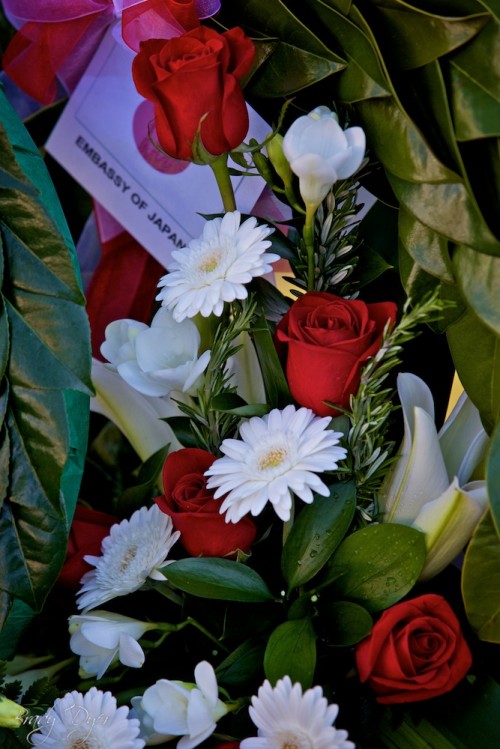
[281,481,356,589]
[399,207,454,283]
[447,308,500,434]
[250,43,344,97]
[487,420,500,538]
[264,617,316,688]
[163,558,275,602]
[0,91,91,646]
[462,510,500,642]
[323,523,426,611]
[453,245,500,336]
[321,600,373,647]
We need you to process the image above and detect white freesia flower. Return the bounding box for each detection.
[133,661,228,749]
[205,405,347,523]
[76,505,180,612]
[30,687,144,748]
[380,373,489,580]
[156,211,278,322]
[241,675,355,749]
[69,611,156,679]
[282,106,366,210]
[101,307,211,397]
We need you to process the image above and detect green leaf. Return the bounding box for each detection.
[216,639,266,686]
[323,523,426,611]
[487,420,500,537]
[211,393,269,417]
[399,206,454,283]
[117,445,169,517]
[264,617,316,688]
[462,509,500,642]
[164,417,201,448]
[322,600,373,646]
[453,245,500,335]
[447,308,500,434]
[251,311,291,408]
[0,89,91,649]
[163,558,275,602]
[281,481,356,589]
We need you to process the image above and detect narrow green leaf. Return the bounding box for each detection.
[323,523,426,611]
[211,393,269,417]
[264,617,316,688]
[251,312,291,408]
[322,600,373,647]
[164,558,275,602]
[281,481,356,589]
[487,421,500,537]
[462,510,500,642]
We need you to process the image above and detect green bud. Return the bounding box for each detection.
[266,133,292,188]
[0,694,27,729]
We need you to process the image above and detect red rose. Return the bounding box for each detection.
[355,594,472,704]
[132,26,255,161]
[57,505,118,589]
[275,291,397,416]
[155,448,257,557]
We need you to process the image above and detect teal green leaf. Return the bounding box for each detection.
[0,90,91,646]
[388,172,500,256]
[251,312,291,408]
[486,420,500,537]
[450,62,500,140]
[447,308,500,434]
[367,0,488,70]
[323,523,426,611]
[399,207,454,283]
[462,510,500,642]
[250,43,344,97]
[322,600,373,646]
[281,481,356,589]
[164,558,275,602]
[264,617,316,688]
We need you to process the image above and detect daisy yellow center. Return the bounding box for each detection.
[275,730,312,749]
[119,545,138,572]
[259,447,288,471]
[198,251,221,274]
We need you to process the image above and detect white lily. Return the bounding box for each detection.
[380,373,489,580]
[133,661,228,749]
[69,611,156,679]
[282,106,366,211]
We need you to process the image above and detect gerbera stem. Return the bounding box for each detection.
[210,154,237,213]
[304,205,316,291]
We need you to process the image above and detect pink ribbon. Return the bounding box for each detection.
[2,0,221,104]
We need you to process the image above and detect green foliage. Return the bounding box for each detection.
[0,91,91,645]
[163,558,275,602]
[321,600,373,647]
[263,617,316,688]
[462,510,500,643]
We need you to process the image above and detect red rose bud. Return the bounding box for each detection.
[155,448,257,557]
[132,26,255,161]
[355,594,472,704]
[275,291,397,416]
[58,506,118,589]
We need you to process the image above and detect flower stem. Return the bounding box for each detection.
[304,205,316,291]
[210,155,236,213]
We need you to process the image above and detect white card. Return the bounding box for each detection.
[45,28,269,268]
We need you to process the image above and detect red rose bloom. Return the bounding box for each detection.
[355,594,472,704]
[57,505,118,589]
[132,26,255,161]
[275,291,397,416]
[155,448,257,557]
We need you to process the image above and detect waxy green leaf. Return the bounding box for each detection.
[322,600,373,647]
[462,510,500,642]
[164,558,275,602]
[264,617,316,688]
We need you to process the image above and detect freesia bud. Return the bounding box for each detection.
[282,106,366,211]
[0,694,27,728]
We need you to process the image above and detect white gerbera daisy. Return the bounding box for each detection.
[30,687,145,749]
[205,405,347,522]
[76,505,180,612]
[241,676,355,749]
[156,211,278,321]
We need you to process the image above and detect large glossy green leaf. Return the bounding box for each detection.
[250,44,344,97]
[447,308,500,434]
[281,481,356,589]
[399,206,454,283]
[164,558,275,602]
[323,523,426,611]
[486,420,500,536]
[462,510,500,642]
[0,91,91,644]
[322,600,373,646]
[367,0,488,70]
[264,617,316,688]
[453,245,500,335]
